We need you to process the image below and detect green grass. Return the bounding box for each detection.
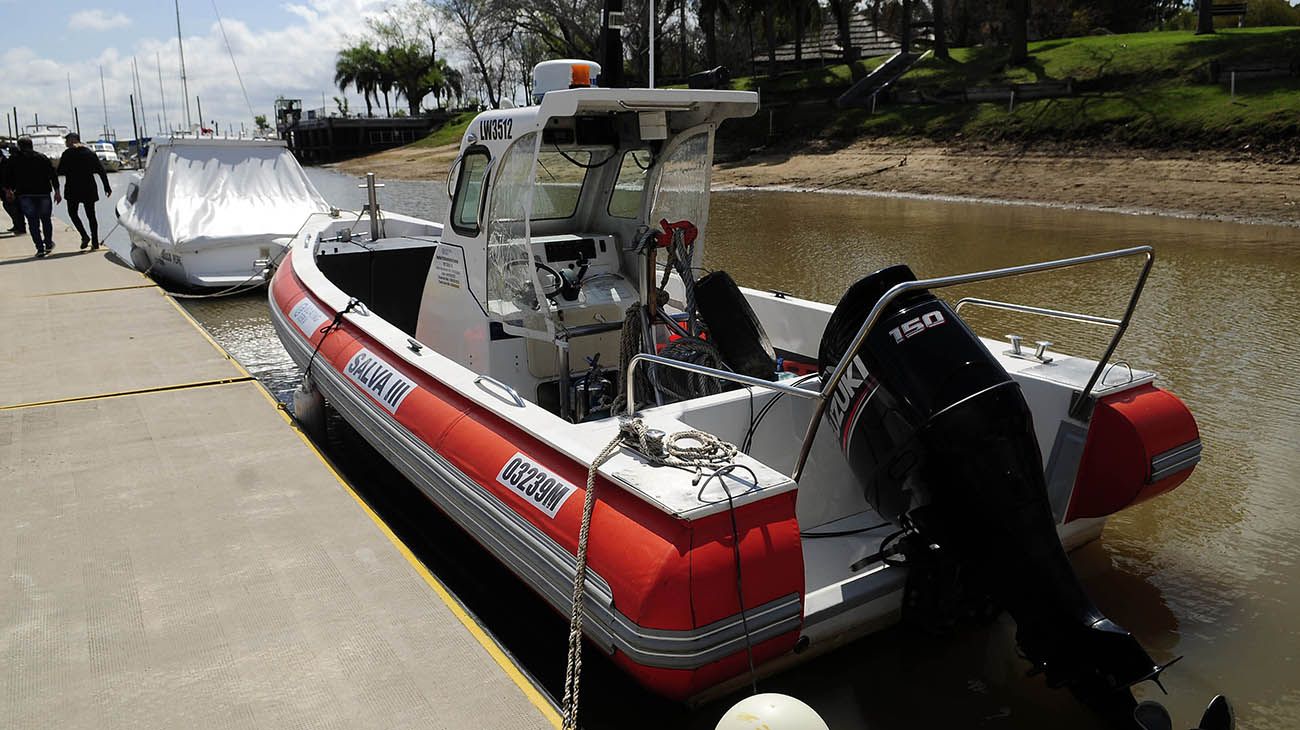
[411,111,476,148]
[718,27,1300,150]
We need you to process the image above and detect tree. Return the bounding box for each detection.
[932,0,949,60]
[434,0,511,108]
[1008,0,1028,64]
[334,43,383,116]
[254,114,269,134]
[1196,0,1216,34]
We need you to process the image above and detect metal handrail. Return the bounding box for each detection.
[624,353,821,416]
[953,298,1121,328]
[475,374,526,407]
[791,245,1154,481]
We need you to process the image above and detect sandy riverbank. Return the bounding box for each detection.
[333,139,1300,227]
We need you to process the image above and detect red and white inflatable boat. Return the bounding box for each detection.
[269,62,1207,716]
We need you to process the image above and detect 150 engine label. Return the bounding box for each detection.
[496,453,576,518]
[344,348,416,415]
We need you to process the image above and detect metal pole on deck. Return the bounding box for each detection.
[196,97,204,134]
[74,108,81,138]
[648,0,656,88]
[156,52,170,133]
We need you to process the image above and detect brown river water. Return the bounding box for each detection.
[88,170,1299,729]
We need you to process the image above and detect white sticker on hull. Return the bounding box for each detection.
[289,297,330,336]
[344,348,417,414]
[496,453,577,518]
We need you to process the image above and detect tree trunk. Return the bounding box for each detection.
[794,1,804,62]
[955,0,970,46]
[901,0,913,54]
[383,91,391,117]
[763,0,778,76]
[1196,0,1216,34]
[680,0,688,77]
[1008,0,1028,65]
[830,0,856,66]
[933,0,949,60]
[700,0,718,67]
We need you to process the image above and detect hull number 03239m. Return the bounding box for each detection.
[479,118,513,141]
[888,310,946,344]
[496,453,576,518]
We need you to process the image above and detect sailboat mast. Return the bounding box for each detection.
[100,65,110,139]
[175,0,193,129]
[67,73,75,124]
[157,52,171,133]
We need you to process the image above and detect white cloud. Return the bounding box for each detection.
[69,10,133,32]
[5,0,402,139]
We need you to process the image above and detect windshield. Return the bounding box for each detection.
[485,132,548,333]
[649,131,711,262]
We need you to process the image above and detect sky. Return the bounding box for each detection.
[0,0,403,139]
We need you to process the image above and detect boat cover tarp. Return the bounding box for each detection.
[121,138,330,249]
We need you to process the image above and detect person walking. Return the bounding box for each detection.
[1,144,28,235]
[2,136,60,257]
[58,133,111,250]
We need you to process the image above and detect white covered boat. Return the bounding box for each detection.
[115,136,332,291]
[269,61,1229,728]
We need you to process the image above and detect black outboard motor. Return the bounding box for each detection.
[819,265,1168,720]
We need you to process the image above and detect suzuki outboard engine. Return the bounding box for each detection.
[819,265,1171,721]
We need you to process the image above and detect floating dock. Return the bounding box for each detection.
[0,225,560,729]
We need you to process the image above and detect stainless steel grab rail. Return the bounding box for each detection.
[475,374,527,407]
[793,245,1154,480]
[622,247,1154,483]
[953,298,1122,328]
[624,354,822,417]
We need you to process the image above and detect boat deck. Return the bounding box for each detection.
[0,225,559,729]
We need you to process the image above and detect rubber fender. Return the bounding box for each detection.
[694,271,778,381]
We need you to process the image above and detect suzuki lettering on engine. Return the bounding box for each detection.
[826,354,879,438]
[496,453,577,518]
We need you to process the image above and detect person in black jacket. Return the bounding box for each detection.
[4,136,61,257]
[0,145,27,235]
[58,133,112,250]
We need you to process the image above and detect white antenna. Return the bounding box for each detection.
[156,51,171,133]
[175,0,193,129]
[211,0,256,123]
[99,65,110,139]
[648,0,655,88]
[132,57,149,137]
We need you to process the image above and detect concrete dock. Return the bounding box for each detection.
[0,224,560,729]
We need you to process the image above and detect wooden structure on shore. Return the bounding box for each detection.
[280,109,445,163]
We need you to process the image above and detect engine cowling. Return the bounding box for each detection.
[819,264,1163,700]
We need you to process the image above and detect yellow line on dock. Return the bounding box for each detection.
[0,376,255,412]
[164,282,565,728]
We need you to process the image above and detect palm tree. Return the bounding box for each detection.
[334,43,382,117]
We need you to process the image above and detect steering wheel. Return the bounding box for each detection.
[504,258,563,299]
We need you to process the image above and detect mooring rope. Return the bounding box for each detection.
[561,418,742,728]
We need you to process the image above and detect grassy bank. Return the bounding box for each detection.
[392,28,1298,162]
[726,27,1300,154]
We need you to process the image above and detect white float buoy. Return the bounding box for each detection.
[293,376,327,441]
[715,693,830,730]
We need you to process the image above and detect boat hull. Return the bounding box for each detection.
[269,254,806,701]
